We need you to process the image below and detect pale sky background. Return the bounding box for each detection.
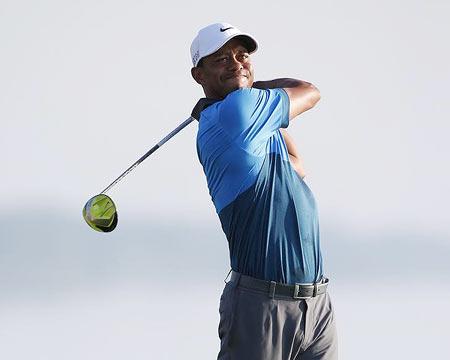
[1,1,450,359]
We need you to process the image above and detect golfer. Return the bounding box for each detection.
[191,23,337,360]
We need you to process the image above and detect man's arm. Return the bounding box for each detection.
[280,129,306,179]
[252,78,321,120]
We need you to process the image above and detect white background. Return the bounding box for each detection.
[1,1,449,358]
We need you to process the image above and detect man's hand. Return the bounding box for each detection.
[252,78,321,120]
[280,129,306,179]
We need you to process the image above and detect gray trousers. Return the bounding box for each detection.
[217,273,338,360]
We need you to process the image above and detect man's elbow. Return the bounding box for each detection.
[306,84,321,110]
[286,82,322,119]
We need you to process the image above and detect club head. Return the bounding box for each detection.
[82,194,118,232]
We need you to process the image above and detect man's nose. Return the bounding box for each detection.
[227,55,243,70]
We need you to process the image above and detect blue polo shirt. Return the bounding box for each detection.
[196,88,323,284]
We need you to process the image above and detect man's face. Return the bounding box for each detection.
[192,38,254,99]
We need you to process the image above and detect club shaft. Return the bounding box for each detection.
[100,116,195,194]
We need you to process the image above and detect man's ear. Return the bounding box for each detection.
[191,67,204,85]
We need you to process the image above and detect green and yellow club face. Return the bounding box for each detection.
[82,194,118,232]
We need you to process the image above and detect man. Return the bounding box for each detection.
[190,23,337,360]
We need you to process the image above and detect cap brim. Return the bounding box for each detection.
[233,34,258,53]
[197,33,258,66]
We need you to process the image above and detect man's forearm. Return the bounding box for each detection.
[253,78,320,120]
[253,78,309,90]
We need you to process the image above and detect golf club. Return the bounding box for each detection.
[82,98,218,232]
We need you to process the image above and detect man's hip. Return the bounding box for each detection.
[218,271,338,360]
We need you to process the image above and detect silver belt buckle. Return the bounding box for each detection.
[293,284,310,299]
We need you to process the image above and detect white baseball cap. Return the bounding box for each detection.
[190,22,258,67]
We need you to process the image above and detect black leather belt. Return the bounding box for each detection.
[230,271,328,299]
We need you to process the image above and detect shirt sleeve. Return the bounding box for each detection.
[218,88,289,150]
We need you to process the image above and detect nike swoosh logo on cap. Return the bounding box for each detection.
[220,27,233,32]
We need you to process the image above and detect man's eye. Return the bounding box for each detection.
[216,57,227,63]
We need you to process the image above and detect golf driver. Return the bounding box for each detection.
[82,98,218,232]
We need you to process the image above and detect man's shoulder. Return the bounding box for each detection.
[199,87,286,129]
[220,88,267,115]
[222,88,286,118]
[224,87,263,104]
[224,87,286,106]
[199,89,258,121]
